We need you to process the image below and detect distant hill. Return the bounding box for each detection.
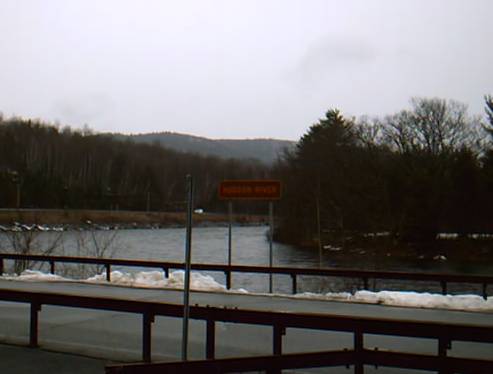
[114,132,295,164]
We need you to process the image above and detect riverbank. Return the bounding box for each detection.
[313,234,493,268]
[0,209,267,228]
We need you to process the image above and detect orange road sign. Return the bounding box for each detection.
[219,180,281,200]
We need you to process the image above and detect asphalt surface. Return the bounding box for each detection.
[0,343,106,374]
[0,279,491,373]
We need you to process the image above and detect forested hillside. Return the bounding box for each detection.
[113,132,294,164]
[0,118,269,213]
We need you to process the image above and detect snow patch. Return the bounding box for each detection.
[293,291,352,302]
[323,245,342,251]
[354,290,493,311]
[3,270,67,282]
[2,269,227,292]
[433,255,447,261]
[1,270,492,313]
[290,289,493,312]
[436,233,458,240]
[87,270,226,291]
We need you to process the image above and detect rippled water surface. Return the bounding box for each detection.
[1,226,491,294]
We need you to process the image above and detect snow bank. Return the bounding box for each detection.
[2,269,226,292]
[2,269,67,282]
[87,270,226,291]
[292,289,493,312]
[1,270,492,313]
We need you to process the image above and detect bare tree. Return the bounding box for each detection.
[383,97,481,155]
[61,228,119,279]
[382,110,419,154]
[1,225,63,274]
[354,116,385,149]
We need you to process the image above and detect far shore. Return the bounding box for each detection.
[0,208,268,227]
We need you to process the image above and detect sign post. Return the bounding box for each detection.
[268,201,274,293]
[219,180,281,293]
[228,201,233,268]
[181,175,194,361]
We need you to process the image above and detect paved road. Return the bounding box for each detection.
[0,279,491,373]
[0,343,106,374]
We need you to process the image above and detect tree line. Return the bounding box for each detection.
[0,117,269,213]
[1,95,492,246]
[274,96,493,246]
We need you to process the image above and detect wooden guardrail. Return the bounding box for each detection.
[0,253,491,297]
[0,287,491,374]
[106,349,493,374]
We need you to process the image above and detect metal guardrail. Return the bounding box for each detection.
[0,287,491,374]
[0,253,492,297]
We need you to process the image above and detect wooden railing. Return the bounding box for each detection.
[0,287,491,374]
[106,349,493,374]
[0,253,491,297]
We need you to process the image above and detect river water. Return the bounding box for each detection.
[1,225,491,295]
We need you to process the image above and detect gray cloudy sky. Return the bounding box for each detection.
[1,0,491,140]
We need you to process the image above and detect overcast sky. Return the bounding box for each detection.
[1,1,491,140]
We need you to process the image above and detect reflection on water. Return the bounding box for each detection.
[1,226,491,295]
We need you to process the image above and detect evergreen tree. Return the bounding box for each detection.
[276,97,484,247]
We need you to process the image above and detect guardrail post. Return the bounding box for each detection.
[0,258,3,275]
[105,264,111,282]
[354,330,363,374]
[163,268,169,278]
[291,274,297,294]
[206,319,215,359]
[483,283,488,300]
[49,261,55,275]
[363,278,369,290]
[225,271,231,290]
[142,313,154,362]
[268,325,285,374]
[438,337,451,374]
[441,281,447,295]
[273,325,285,355]
[30,302,41,348]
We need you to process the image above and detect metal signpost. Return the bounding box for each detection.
[228,201,233,268]
[181,175,194,361]
[268,201,274,293]
[219,180,281,293]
